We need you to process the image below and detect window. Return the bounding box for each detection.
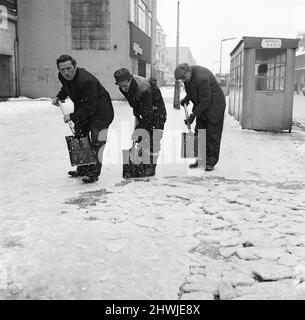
[255,49,286,91]
[138,0,146,32]
[230,51,243,91]
[132,0,152,37]
[146,11,152,37]
[71,0,111,50]
[130,0,136,23]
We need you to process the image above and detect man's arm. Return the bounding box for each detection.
[180,94,190,106]
[52,86,68,106]
[69,81,98,123]
[137,90,155,123]
[57,86,68,101]
[192,79,211,117]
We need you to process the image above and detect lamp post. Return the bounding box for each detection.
[219,37,236,77]
[173,0,180,110]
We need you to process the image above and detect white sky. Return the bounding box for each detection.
[157,0,305,74]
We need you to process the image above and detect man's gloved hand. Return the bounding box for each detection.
[64,114,71,123]
[184,114,196,126]
[52,97,65,107]
[180,97,189,107]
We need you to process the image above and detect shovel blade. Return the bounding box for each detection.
[181,130,206,159]
[122,148,145,178]
[65,135,96,167]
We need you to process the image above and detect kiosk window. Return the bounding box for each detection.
[255,49,286,91]
[230,52,243,91]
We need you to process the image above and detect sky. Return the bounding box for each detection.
[157,0,305,74]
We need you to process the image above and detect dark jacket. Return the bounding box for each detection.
[119,76,167,130]
[183,65,226,123]
[57,68,114,130]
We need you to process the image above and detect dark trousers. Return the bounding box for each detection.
[74,124,108,177]
[195,116,224,167]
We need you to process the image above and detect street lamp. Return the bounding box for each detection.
[219,37,236,77]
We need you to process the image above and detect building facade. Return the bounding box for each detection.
[18,0,155,100]
[295,33,305,93]
[165,46,196,84]
[0,0,18,98]
[154,20,166,86]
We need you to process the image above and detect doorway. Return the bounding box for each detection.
[138,60,146,77]
[0,55,11,98]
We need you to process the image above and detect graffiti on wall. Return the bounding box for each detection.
[21,67,62,94]
[21,67,59,83]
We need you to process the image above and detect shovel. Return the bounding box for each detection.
[181,104,206,159]
[58,102,96,167]
[122,117,148,178]
[122,141,146,178]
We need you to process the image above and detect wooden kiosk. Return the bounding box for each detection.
[228,36,299,132]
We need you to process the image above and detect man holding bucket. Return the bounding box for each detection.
[113,68,167,177]
[174,63,226,171]
[52,55,114,183]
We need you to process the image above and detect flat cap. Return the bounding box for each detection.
[174,63,190,80]
[114,68,132,84]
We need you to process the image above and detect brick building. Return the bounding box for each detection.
[17,0,156,100]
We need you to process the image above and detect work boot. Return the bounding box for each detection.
[205,164,215,171]
[189,160,199,169]
[82,176,99,184]
[189,159,206,169]
[68,169,86,177]
[144,164,156,177]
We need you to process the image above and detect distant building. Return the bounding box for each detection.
[154,20,167,86]
[17,0,156,100]
[0,0,18,98]
[165,46,196,84]
[295,33,305,93]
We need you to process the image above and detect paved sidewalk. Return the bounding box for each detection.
[0,92,305,299]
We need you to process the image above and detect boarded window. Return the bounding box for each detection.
[71,0,111,50]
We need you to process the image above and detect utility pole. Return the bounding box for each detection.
[151,0,157,79]
[173,0,180,109]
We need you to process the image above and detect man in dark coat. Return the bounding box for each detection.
[113,68,167,177]
[174,63,226,171]
[52,55,114,183]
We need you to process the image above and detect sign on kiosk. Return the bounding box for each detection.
[261,39,282,48]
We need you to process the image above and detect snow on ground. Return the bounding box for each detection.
[293,93,305,129]
[0,88,305,300]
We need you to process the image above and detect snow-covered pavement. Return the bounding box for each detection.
[0,88,305,300]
